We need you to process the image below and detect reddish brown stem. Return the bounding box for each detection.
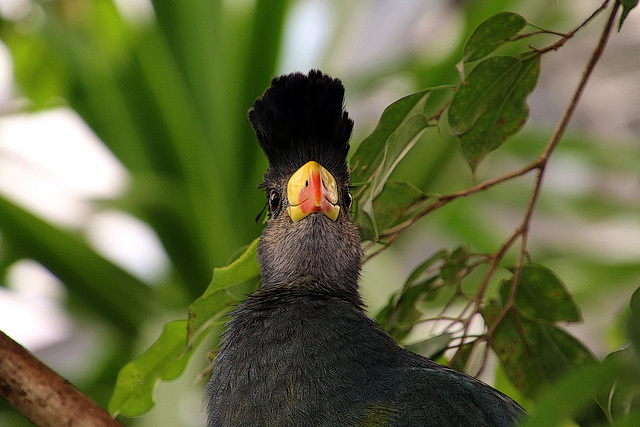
[0,330,122,427]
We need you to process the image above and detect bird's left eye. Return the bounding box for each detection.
[344,191,353,211]
[269,191,280,211]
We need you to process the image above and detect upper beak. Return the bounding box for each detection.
[287,161,340,222]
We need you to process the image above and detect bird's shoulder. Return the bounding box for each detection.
[367,348,525,426]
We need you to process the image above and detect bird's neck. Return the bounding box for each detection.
[246,280,364,310]
[256,214,364,294]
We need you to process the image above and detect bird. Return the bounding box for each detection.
[205,69,525,426]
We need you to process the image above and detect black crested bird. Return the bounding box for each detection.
[206,70,525,426]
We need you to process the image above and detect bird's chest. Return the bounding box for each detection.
[207,298,375,426]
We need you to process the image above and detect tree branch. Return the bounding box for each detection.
[364,0,620,264]
[376,0,623,375]
[475,0,621,365]
[0,330,122,427]
[530,0,611,54]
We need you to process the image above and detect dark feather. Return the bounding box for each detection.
[249,70,353,185]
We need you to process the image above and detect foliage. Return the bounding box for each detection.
[109,238,260,417]
[0,0,639,426]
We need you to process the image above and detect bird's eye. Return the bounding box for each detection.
[269,191,280,211]
[344,191,353,211]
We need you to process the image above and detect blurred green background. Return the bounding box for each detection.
[0,0,638,425]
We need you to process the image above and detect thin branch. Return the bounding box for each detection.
[0,330,122,427]
[531,0,611,54]
[538,1,619,165]
[485,0,621,342]
[509,30,568,42]
[362,161,539,264]
[363,0,619,265]
[450,0,621,366]
[364,0,620,377]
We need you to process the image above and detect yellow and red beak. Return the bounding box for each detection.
[287,161,340,222]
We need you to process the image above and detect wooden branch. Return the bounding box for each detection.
[0,329,122,427]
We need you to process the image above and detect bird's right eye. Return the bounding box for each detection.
[269,191,280,212]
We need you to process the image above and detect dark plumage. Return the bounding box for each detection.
[206,70,525,426]
[249,70,353,185]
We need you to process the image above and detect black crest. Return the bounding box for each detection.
[249,70,353,184]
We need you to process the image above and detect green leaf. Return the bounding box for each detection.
[356,113,431,240]
[628,286,640,361]
[463,12,527,63]
[350,89,433,183]
[358,180,433,242]
[619,0,639,31]
[448,55,540,174]
[376,250,450,341]
[440,245,471,286]
[504,265,582,323]
[519,361,622,427]
[108,320,199,417]
[484,298,596,398]
[350,88,448,240]
[598,349,640,422]
[350,88,454,238]
[109,239,261,418]
[449,56,520,136]
[364,112,430,199]
[186,238,261,346]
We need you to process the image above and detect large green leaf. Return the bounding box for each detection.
[349,87,453,187]
[503,264,582,323]
[519,361,621,427]
[449,56,520,136]
[108,320,195,417]
[485,266,595,401]
[108,239,261,417]
[358,180,434,242]
[187,238,261,346]
[628,286,640,359]
[484,297,596,398]
[350,89,432,183]
[349,89,447,240]
[449,55,540,173]
[463,12,527,63]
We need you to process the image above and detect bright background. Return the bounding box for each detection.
[0,0,639,425]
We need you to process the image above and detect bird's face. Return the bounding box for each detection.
[287,161,341,222]
[256,159,362,291]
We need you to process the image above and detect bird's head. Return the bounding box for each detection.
[250,70,363,292]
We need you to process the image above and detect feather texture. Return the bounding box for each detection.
[249,70,353,184]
